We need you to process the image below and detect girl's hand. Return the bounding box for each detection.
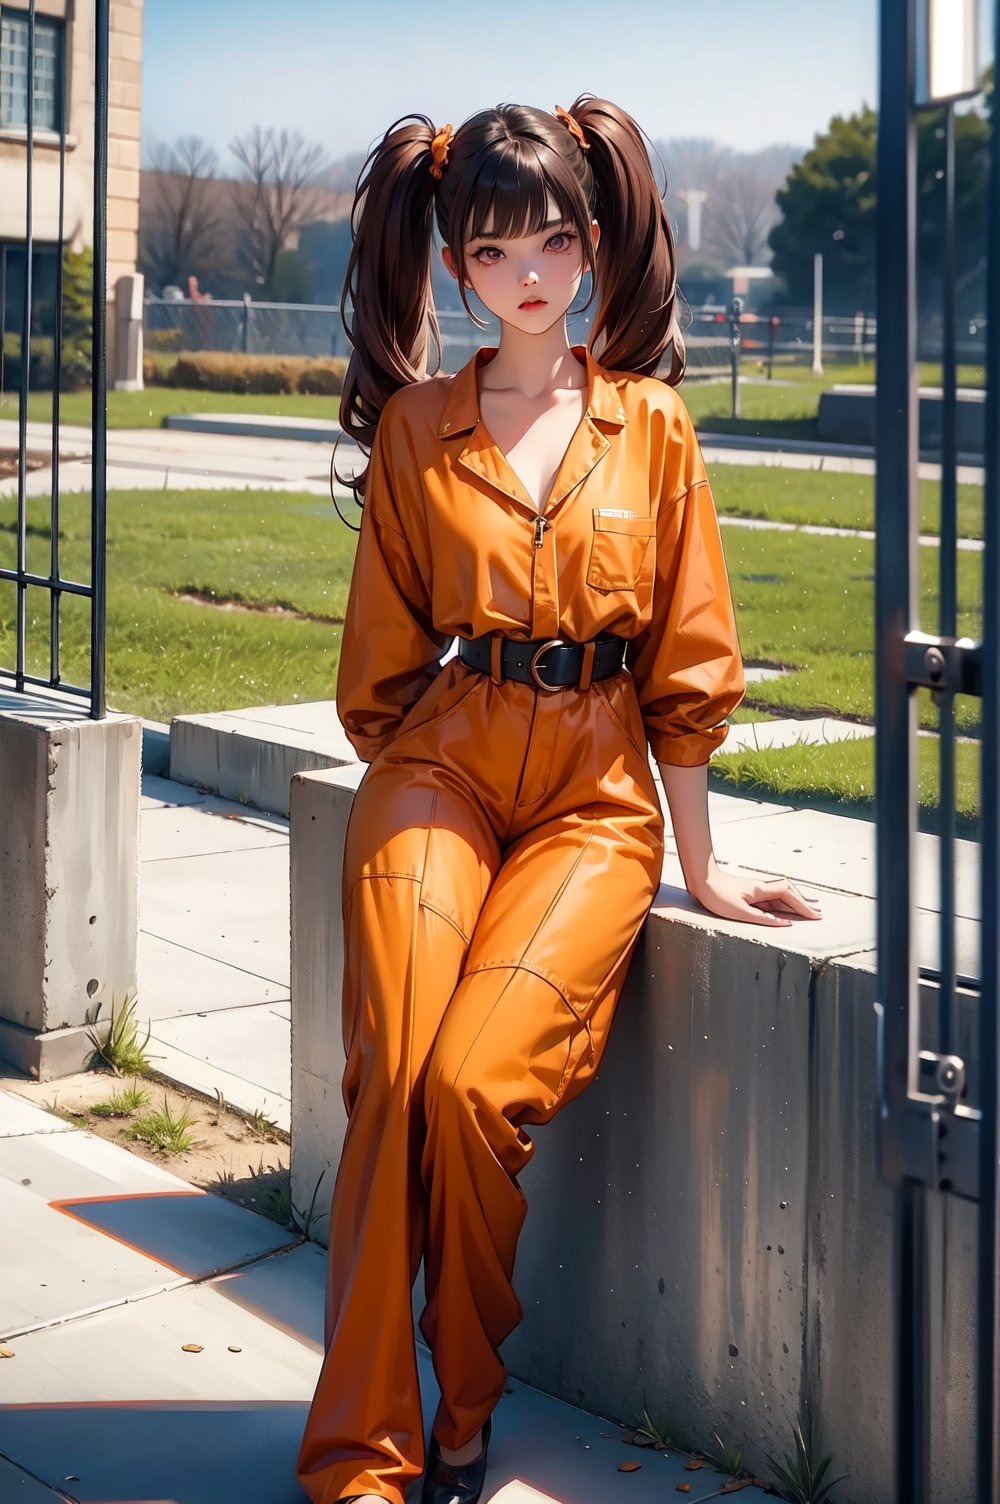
[689,868,824,927]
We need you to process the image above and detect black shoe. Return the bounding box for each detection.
[421,1414,492,1504]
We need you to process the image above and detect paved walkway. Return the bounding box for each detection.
[3,1078,768,1504]
[0,415,986,500]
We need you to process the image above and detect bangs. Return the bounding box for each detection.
[462,142,588,244]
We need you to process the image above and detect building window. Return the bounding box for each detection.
[0,10,63,133]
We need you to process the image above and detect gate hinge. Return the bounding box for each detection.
[901,1050,981,1198]
[903,631,981,700]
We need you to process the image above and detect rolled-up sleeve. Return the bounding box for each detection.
[335,411,451,762]
[628,418,745,767]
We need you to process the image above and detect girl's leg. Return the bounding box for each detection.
[295,768,500,1504]
[418,805,661,1453]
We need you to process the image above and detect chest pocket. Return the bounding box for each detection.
[586,511,657,593]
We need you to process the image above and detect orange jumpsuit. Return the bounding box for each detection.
[296,343,745,1504]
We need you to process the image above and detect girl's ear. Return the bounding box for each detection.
[591,218,601,254]
[442,244,473,289]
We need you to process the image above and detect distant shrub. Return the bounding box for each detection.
[146,327,184,352]
[147,351,346,396]
[296,360,345,395]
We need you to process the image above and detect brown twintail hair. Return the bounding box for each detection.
[333,94,685,511]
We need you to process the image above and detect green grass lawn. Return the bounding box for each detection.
[0,487,357,721]
[677,357,984,440]
[0,481,982,825]
[725,523,980,737]
[710,732,980,840]
[0,387,342,429]
[708,462,983,539]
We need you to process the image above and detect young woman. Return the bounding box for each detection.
[296,95,822,1504]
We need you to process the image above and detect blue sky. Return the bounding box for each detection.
[143,0,995,167]
[143,0,888,163]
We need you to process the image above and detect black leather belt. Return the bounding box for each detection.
[457,632,626,692]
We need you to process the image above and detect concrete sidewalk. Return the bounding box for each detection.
[3,1086,774,1504]
[0,415,986,497]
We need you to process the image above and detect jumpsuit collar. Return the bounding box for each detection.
[436,343,628,519]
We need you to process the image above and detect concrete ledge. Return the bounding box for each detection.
[0,693,141,1080]
[140,718,171,777]
[169,701,357,816]
[162,413,342,443]
[289,761,981,1501]
[818,383,985,457]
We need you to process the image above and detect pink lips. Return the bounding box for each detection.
[519,299,547,309]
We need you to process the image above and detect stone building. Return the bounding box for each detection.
[0,0,143,386]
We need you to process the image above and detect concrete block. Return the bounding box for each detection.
[169,701,358,817]
[288,764,364,1245]
[162,413,341,442]
[140,717,170,776]
[807,954,980,1501]
[0,695,141,1079]
[818,383,986,457]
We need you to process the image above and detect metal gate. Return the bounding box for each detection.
[0,0,108,718]
[875,2,999,1500]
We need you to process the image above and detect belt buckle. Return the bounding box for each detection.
[529,638,567,693]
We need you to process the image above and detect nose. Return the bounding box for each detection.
[522,269,539,287]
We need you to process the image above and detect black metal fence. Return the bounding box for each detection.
[0,0,108,719]
[143,295,988,378]
[874,2,998,1500]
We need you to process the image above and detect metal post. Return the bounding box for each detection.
[90,0,109,720]
[729,295,742,418]
[874,2,925,1501]
[976,9,1000,1496]
[937,100,958,1054]
[15,0,37,694]
[49,4,69,688]
[812,251,824,375]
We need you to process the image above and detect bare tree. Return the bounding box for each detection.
[139,135,222,292]
[656,136,798,267]
[703,161,783,266]
[228,126,330,298]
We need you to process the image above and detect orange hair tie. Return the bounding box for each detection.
[429,123,454,180]
[554,104,590,153]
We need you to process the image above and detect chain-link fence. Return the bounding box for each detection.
[144,296,988,377]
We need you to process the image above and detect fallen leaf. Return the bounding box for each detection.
[720,1482,755,1493]
[617,1461,642,1472]
[0,1346,14,1358]
[181,1343,204,1353]
[684,1459,705,1470]
[675,1486,690,1494]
